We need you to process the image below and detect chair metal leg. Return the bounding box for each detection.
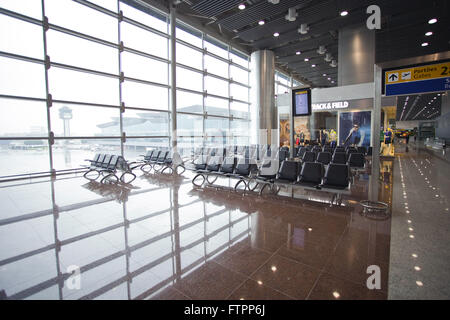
[192,173,205,187]
[206,174,219,185]
[101,173,119,184]
[120,171,136,184]
[140,163,152,174]
[234,179,247,191]
[83,169,100,181]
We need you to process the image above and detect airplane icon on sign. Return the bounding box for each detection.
[401,71,411,80]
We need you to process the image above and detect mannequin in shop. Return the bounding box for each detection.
[329,129,337,148]
[320,129,328,146]
[298,131,305,146]
[383,127,394,156]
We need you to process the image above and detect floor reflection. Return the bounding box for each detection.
[0,166,393,300]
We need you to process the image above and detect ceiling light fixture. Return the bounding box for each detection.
[273,32,280,37]
[311,64,316,67]
[298,23,309,34]
[428,18,437,24]
[340,10,348,16]
[425,31,433,36]
[258,20,265,25]
[238,4,246,10]
[304,58,309,61]
[296,51,301,55]
[421,42,429,47]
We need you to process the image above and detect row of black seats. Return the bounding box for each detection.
[253,160,350,194]
[83,153,136,184]
[296,145,372,158]
[140,149,185,174]
[298,151,365,168]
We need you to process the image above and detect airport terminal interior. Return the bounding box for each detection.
[0,0,449,300]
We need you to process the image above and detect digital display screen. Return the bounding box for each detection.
[292,88,311,116]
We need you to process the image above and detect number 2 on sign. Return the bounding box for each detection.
[441,66,449,76]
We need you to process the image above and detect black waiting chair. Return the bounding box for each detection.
[296,162,324,188]
[319,163,350,190]
[316,152,332,165]
[348,153,365,169]
[357,146,366,155]
[297,147,307,158]
[268,160,301,195]
[332,152,347,164]
[302,151,316,163]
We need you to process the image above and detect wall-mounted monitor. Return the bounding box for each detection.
[292,88,311,117]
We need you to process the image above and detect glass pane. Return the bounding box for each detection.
[177,113,203,137]
[276,84,288,95]
[0,0,42,19]
[230,101,249,118]
[51,103,120,137]
[204,76,228,97]
[230,119,249,136]
[52,138,121,171]
[48,67,119,105]
[121,22,167,58]
[176,67,202,92]
[177,91,203,114]
[123,109,169,137]
[205,117,228,145]
[124,137,169,160]
[176,25,202,48]
[205,96,228,117]
[0,15,44,59]
[205,55,228,78]
[0,99,47,137]
[46,30,118,74]
[120,2,167,33]
[122,51,168,84]
[176,43,202,70]
[230,65,248,85]
[89,0,117,12]
[230,83,248,102]
[0,140,49,176]
[122,81,168,110]
[45,0,118,43]
[177,136,203,157]
[205,38,228,59]
[230,50,248,68]
[0,56,45,98]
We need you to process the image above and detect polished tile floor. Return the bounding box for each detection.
[0,161,393,300]
[389,141,450,299]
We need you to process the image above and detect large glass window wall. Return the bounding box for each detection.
[0,0,251,177]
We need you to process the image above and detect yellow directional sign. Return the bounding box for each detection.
[385,61,450,84]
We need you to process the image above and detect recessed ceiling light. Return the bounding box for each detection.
[425,31,433,36]
[421,42,429,47]
[304,58,309,61]
[258,20,265,25]
[296,51,301,55]
[238,4,246,10]
[340,10,348,16]
[333,291,340,298]
[331,80,335,83]
[273,32,279,37]
[428,18,437,24]
[311,64,316,67]
[327,77,331,80]
[323,73,326,76]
